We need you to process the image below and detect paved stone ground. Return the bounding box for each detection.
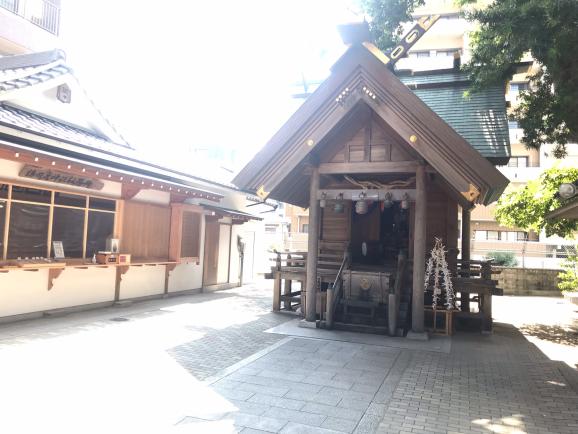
[166,285,293,379]
[0,283,576,434]
[176,324,578,434]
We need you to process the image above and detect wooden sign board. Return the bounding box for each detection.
[19,165,104,190]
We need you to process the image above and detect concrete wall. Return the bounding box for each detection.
[493,267,562,297]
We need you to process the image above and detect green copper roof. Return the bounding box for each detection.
[398,71,510,163]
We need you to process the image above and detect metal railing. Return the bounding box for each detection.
[0,0,60,35]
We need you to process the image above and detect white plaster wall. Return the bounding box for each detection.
[118,265,165,300]
[217,224,232,284]
[167,263,203,292]
[0,269,51,317]
[45,267,116,309]
[0,267,115,317]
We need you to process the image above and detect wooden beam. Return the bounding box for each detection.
[318,189,415,201]
[318,161,419,175]
[121,184,141,200]
[305,167,320,322]
[411,165,427,334]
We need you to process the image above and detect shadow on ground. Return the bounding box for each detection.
[519,323,578,346]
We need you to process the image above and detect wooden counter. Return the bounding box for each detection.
[0,259,180,292]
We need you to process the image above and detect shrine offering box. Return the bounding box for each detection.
[117,254,131,265]
[343,270,392,304]
[96,253,117,264]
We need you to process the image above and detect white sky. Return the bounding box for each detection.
[60,0,361,172]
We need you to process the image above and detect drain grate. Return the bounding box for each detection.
[110,317,129,322]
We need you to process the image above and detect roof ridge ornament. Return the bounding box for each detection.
[339,15,441,68]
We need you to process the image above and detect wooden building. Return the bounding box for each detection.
[234,30,510,336]
[0,50,264,321]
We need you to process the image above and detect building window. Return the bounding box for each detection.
[435,50,457,57]
[508,121,519,129]
[85,211,115,257]
[52,207,85,258]
[301,224,309,234]
[7,203,50,259]
[409,51,431,58]
[517,231,528,241]
[510,82,529,93]
[507,156,528,168]
[0,183,116,260]
[486,231,500,241]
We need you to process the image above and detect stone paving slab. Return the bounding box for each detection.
[176,319,578,434]
[177,337,406,434]
[265,319,451,353]
[1,283,577,434]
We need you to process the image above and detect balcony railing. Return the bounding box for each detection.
[0,0,60,35]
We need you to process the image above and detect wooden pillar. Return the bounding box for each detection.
[273,253,281,311]
[461,207,471,312]
[283,254,292,309]
[411,165,427,333]
[305,167,320,322]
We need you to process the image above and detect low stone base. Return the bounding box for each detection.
[406,330,429,341]
[298,319,318,329]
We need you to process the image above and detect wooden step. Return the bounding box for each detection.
[332,322,389,335]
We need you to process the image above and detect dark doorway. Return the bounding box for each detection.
[350,201,409,267]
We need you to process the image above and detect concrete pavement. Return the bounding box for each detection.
[0,282,576,433]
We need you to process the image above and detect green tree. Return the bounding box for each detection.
[459,0,578,157]
[558,249,578,293]
[362,0,578,156]
[495,167,578,238]
[486,251,518,267]
[361,0,425,52]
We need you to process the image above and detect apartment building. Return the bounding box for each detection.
[0,0,60,54]
[401,0,576,268]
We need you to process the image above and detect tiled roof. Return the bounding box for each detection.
[0,103,129,154]
[0,50,69,92]
[0,50,132,149]
[398,70,510,162]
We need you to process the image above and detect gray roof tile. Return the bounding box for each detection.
[0,103,128,154]
[398,70,510,160]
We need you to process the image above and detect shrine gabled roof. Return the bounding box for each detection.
[397,70,510,162]
[233,43,509,208]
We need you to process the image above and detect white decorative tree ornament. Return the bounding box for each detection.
[424,238,455,310]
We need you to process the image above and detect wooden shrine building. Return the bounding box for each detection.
[234,25,510,336]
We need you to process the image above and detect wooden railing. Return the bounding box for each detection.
[452,259,503,333]
[269,249,349,314]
